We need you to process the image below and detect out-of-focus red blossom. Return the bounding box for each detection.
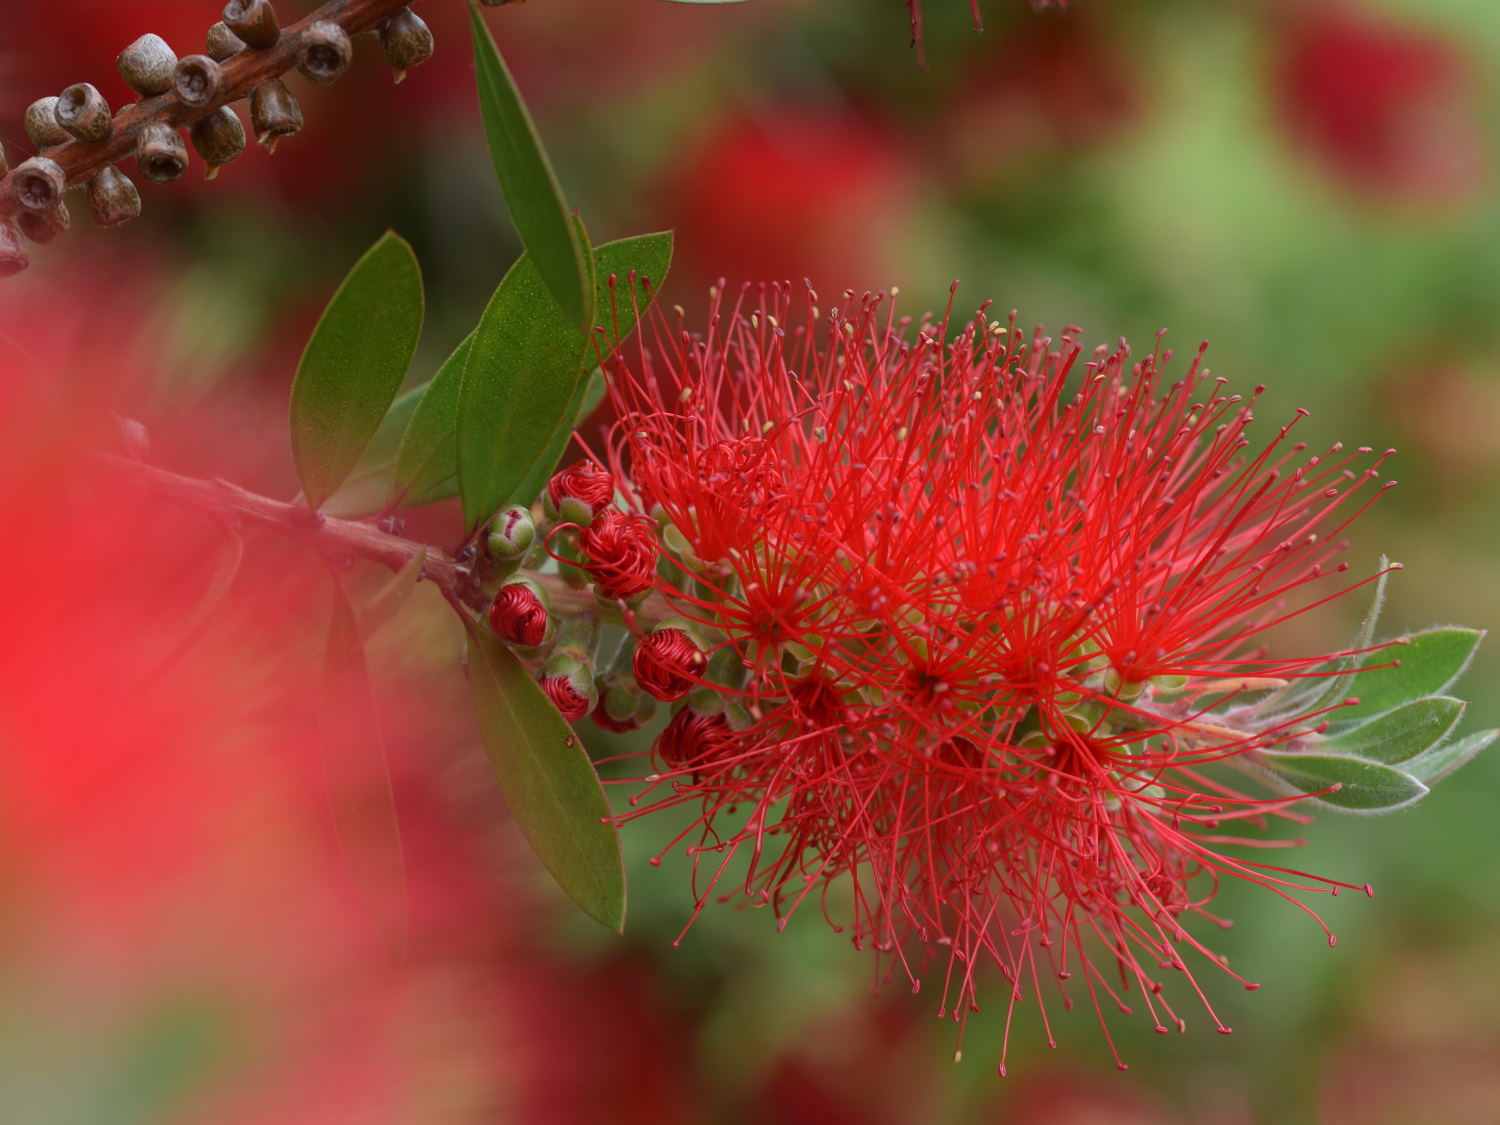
[659,108,918,305]
[601,282,1395,1070]
[905,0,1068,62]
[941,13,1142,182]
[0,279,703,1123]
[1269,5,1485,205]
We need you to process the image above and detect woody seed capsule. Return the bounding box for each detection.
[0,219,29,278]
[190,106,246,179]
[136,123,189,183]
[172,55,223,110]
[118,33,177,96]
[380,9,435,83]
[10,157,66,212]
[205,21,247,62]
[17,200,70,246]
[55,83,113,144]
[250,79,303,151]
[86,166,142,227]
[297,21,353,86]
[223,0,280,49]
[24,98,69,149]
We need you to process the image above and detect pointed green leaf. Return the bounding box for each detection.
[1407,728,1500,785]
[465,623,625,930]
[290,231,424,510]
[1333,628,1485,725]
[469,4,591,329]
[1318,696,1465,765]
[504,230,674,508]
[1258,750,1428,812]
[456,248,593,532]
[391,333,475,504]
[322,379,430,517]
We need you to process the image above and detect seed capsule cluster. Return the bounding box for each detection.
[0,0,436,275]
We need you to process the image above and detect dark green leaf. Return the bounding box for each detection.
[465,623,625,931]
[391,332,475,504]
[469,4,591,329]
[322,379,429,517]
[1332,628,1485,725]
[290,231,424,510]
[1257,750,1428,812]
[456,242,593,532]
[1318,696,1465,765]
[1407,728,1500,784]
[504,230,674,507]
[323,578,408,950]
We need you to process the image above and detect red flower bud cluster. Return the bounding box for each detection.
[600,282,1396,1070]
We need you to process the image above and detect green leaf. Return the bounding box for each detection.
[1318,696,1466,765]
[391,332,474,504]
[469,4,591,329]
[1332,628,1485,725]
[1257,750,1428,812]
[322,578,407,950]
[465,623,625,930]
[504,230,674,508]
[322,380,429,517]
[456,239,594,532]
[289,231,424,510]
[1407,728,1500,785]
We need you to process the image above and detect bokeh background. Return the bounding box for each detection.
[3,0,1500,1121]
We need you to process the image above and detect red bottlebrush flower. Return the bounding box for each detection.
[490,578,550,648]
[601,282,1406,1070]
[547,460,615,525]
[633,627,707,702]
[1269,6,1483,205]
[579,508,660,601]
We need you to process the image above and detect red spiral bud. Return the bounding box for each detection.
[545,460,615,525]
[580,509,659,601]
[655,706,735,772]
[488,579,548,648]
[633,627,706,701]
[540,674,591,722]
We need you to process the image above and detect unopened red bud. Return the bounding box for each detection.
[592,684,642,733]
[489,577,550,648]
[655,706,734,771]
[86,166,141,228]
[0,219,30,278]
[223,0,280,50]
[205,21,247,62]
[538,653,596,722]
[17,200,70,246]
[298,21,353,86]
[380,8,434,82]
[545,460,615,526]
[136,123,189,183]
[486,505,535,561]
[251,79,303,150]
[10,157,65,212]
[190,106,246,179]
[55,83,112,144]
[118,33,177,96]
[25,98,69,149]
[633,626,707,701]
[580,509,659,601]
[173,55,223,110]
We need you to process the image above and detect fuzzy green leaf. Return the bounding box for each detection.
[1258,750,1428,812]
[1318,696,1466,765]
[290,232,424,510]
[456,246,593,532]
[465,623,625,931]
[391,333,474,505]
[469,4,591,329]
[1407,728,1500,785]
[1333,628,1485,725]
[503,230,674,509]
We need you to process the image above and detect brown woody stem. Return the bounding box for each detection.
[0,0,415,221]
